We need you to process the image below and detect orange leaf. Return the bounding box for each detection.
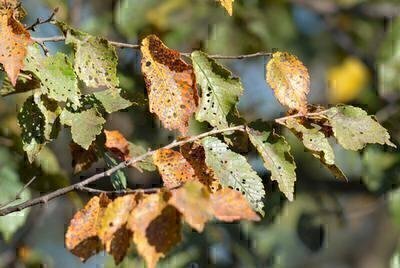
[141,35,198,135]
[128,192,182,268]
[266,52,310,114]
[65,194,111,261]
[211,188,260,222]
[169,181,213,232]
[180,142,221,192]
[104,130,130,161]
[99,194,138,264]
[153,148,196,188]
[0,7,32,86]
[70,142,98,174]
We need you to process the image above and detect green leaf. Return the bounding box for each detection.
[191,51,243,129]
[93,88,133,113]
[60,108,106,150]
[63,25,119,89]
[201,137,265,215]
[282,118,346,180]
[325,105,396,151]
[104,152,127,190]
[247,127,296,201]
[24,45,80,106]
[18,94,61,162]
[0,167,31,241]
[378,17,400,99]
[128,142,156,172]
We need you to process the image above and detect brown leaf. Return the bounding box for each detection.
[180,142,221,192]
[104,130,130,161]
[141,35,198,135]
[65,194,111,261]
[219,0,234,16]
[128,192,182,268]
[153,148,196,188]
[70,142,98,174]
[266,52,310,114]
[99,194,138,264]
[0,7,32,86]
[211,188,260,222]
[169,181,213,232]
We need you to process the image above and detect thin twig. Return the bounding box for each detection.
[274,110,327,125]
[80,185,180,195]
[31,36,271,59]
[0,176,37,209]
[0,125,246,216]
[26,8,59,31]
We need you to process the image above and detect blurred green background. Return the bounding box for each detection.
[1,0,400,267]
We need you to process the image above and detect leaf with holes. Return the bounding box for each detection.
[99,195,137,264]
[0,7,32,86]
[282,118,346,180]
[266,52,310,114]
[247,127,296,201]
[325,105,396,151]
[202,137,265,215]
[191,51,243,129]
[62,25,119,89]
[169,181,213,232]
[127,192,182,268]
[141,35,198,135]
[211,188,260,222]
[180,142,220,192]
[104,152,127,190]
[60,108,106,150]
[153,148,196,188]
[65,194,111,261]
[18,94,61,162]
[24,45,81,106]
[219,0,234,16]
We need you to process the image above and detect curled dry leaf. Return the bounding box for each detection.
[211,188,260,222]
[70,142,98,174]
[128,192,182,268]
[169,181,213,232]
[104,130,130,160]
[65,194,111,261]
[141,34,198,135]
[0,7,32,86]
[98,194,137,264]
[266,52,310,114]
[153,148,197,188]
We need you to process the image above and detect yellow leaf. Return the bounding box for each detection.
[0,7,32,86]
[266,52,310,114]
[219,0,234,16]
[141,35,198,135]
[128,192,182,268]
[327,57,369,103]
[153,148,197,188]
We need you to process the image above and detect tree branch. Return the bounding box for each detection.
[31,36,271,59]
[0,176,37,209]
[26,8,59,31]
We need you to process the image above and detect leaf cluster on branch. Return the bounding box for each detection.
[0,0,396,266]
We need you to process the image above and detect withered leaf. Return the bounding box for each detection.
[128,192,182,268]
[153,148,197,188]
[65,194,111,261]
[141,35,198,135]
[104,130,130,161]
[70,142,98,174]
[211,188,260,222]
[0,7,32,86]
[169,181,213,232]
[266,52,310,114]
[99,194,137,264]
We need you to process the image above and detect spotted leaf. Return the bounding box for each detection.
[141,35,198,135]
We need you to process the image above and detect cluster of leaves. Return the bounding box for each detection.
[0,0,397,266]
